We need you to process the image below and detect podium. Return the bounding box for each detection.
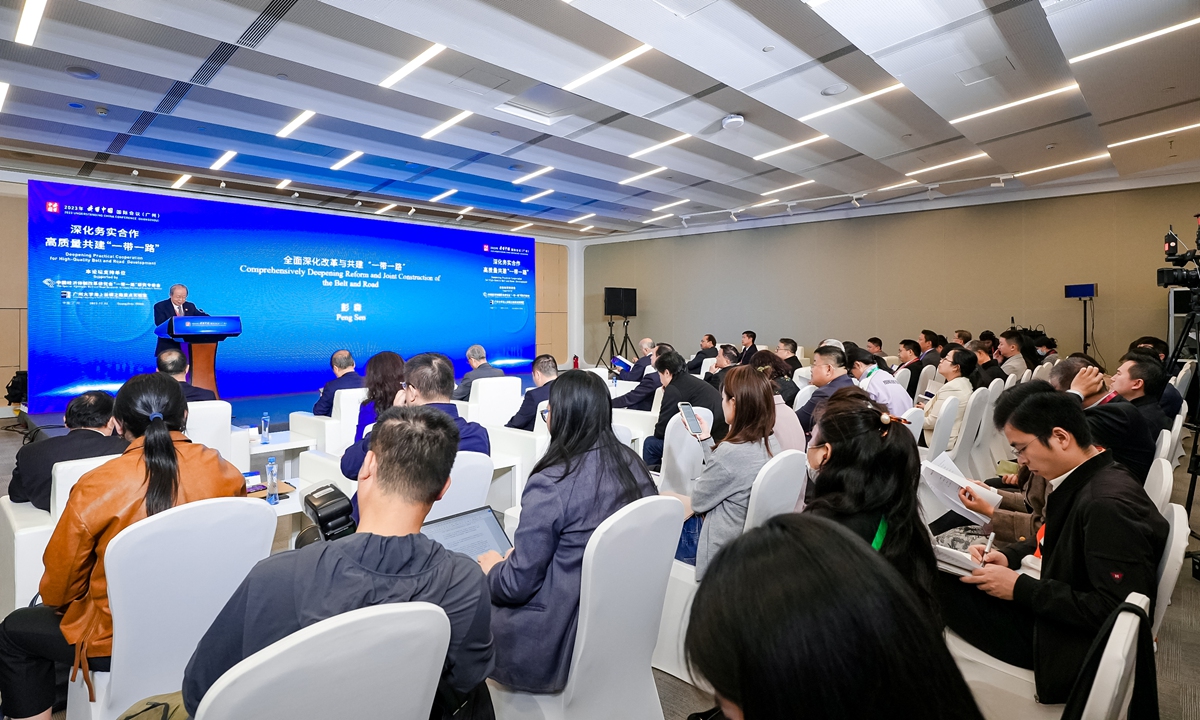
[154,316,242,398]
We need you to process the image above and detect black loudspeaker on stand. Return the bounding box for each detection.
[597,287,638,370]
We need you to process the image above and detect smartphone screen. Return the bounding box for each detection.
[678,402,702,434]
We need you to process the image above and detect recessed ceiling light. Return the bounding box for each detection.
[820,83,848,96]
[513,166,553,184]
[275,73,288,81]
[0,83,9,113]
[568,212,595,224]
[643,213,674,224]
[276,179,291,189]
[522,189,554,203]
[374,203,397,214]
[1069,16,1200,64]
[799,84,904,123]
[422,110,473,139]
[379,43,447,88]
[949,84,1077,124]
[1013,152,1110,178]
[877,180,918,192]
[563,44,653,92]
[1107,121,1200,148]
[430,189,458,202]
[171,174,191,189]
[748,199,777,208]
[330,150,363,170]
[618,166,667,185]
[458,206,474,215]
[67,102,84,109]
[15,0,48,45]
[753,134,828,161]
[65,66,99,80]
[512,222,533,232]
[629,133,691,159]
[904,152,988,177]
[652,199,689,212]
[762,45,776,53]
[276,110,315,138]
[580,225,594,232]
[761,180,814,196]
[209,150,237,170]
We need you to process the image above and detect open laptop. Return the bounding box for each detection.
[421,506,512,558]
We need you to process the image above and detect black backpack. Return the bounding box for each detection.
[4,370,26,404]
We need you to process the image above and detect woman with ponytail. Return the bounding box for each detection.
[803,386,939,616]
[0,373,245,719]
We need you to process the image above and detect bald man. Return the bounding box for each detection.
[313,349,364,416]
[617,337,655,381]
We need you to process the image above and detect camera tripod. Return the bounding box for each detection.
[595,316,637,370]
[1163,216,1200,549]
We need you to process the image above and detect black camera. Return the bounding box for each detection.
[295,484,357,548]
[1157,218,1200,290]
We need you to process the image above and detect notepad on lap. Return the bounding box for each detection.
[934,545,980,577]
[920,452,1002,525]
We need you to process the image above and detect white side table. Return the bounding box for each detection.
[249,431,316,482]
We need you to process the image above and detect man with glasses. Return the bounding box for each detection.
[796,345,855,436]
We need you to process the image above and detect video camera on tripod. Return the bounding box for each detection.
[1156,214,1200,291]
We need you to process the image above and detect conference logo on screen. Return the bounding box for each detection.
[45,201,59,213]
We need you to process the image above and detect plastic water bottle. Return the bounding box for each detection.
[266,457,278,505]
[611,374,617,388]
[259,412,270,444]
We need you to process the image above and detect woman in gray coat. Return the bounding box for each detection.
[478,370,656,694]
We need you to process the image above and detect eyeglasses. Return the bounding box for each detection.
[1010,441,1031,458]
[539,408,550,424]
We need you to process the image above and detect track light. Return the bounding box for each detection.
[408,207,416,216]
[291,191,299,198]
[786,203,795,216]
[851,196,860,208]
[355,201,362,207]
[680,217,688,228]
[219,181,226,188]
[455,214,463,222]
[991,178,1005,188]
[729,212,738,222]
[130,169,138,176]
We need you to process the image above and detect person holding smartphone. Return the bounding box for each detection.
[642,350,726,469]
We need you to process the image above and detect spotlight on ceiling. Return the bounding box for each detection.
[680,216,688,228]
[408,207,416,216]
[291,191,299,198]
[219,181,226,188]
[355,201,362,207]
[721,114,744,130]
[130,169,138,176]
[851,196,860,208]
[991,178,1005,188]
[729,212,738,222]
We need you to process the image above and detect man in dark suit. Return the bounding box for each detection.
[684,334,718,374]
[938,391,1167,704]
[1110,353,1172,432]
[969,340,1008,390]
[506,354,558,432]
[776,338,803,374]
[452,344,506,400]
[642,351,728,468]
[153,284,208,357]
[613,343,672,412]
[737,330,758,365]
[797,345,855,436]
[894,339,923,398]
[157,348,217,402]
[704,345,739,392]
[313,349,364,416]
[8,392,128,511]
[918,329,940,369]
[616,338,655,381]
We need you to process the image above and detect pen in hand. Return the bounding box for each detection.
[979,531,996,568]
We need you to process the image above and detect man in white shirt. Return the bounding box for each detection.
[848,347,912,417]
[922,347,976,450]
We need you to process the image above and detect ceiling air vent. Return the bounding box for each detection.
[651,0,719,17]
[496,84,585,126]
[955,57,1016,86]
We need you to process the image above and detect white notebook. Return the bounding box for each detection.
[920,452,1002,526]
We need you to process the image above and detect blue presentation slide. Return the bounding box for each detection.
[27,180,535,414]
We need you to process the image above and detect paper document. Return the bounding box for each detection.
[612,355,633,373]
[920,452,1002,526]
[934,545,979,577]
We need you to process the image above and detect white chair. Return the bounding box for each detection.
[947,592,1151,720]
[52,455,123,524]
[656,407,713,496]
[948,388,988,477]
[920,396,959,458]
[649,386,665,416]
[901,406,924,444]
[487,426,550,502]
[1031,362,1051,382]
[1142,458,1173,515]
[1169,401,1187,469]
[468,377,525,427]
[883,355,899,368]
[1020,368,1033,384]
[1154,428,1172,461]
[611,408,656,455]
[67,498,277,720]
[1153,504,1189,642]
[489,496,685,720]
[792,383,818,412]
[697,357,717,378]
[969,378,1004,480]
[893,367,911,396]
[185,400,251,472]
[1174,360,1195,399]
[298,449,354,494]
[914,364,938,400]
[792,366,812,388]
[1004,372,1020,390]
[427,451,494,522]
[652,450,807,684]
[194,603,450,720]
[289,387,368,456]
[986,378,1015,465]
[613,424,635,449]
[534,400,550,438]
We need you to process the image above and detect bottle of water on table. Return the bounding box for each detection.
[266,457,278,505]
[260,412,271,444]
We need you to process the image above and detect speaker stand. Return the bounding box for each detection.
[595,317,620,370]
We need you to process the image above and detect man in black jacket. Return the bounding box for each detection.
[156,349,217,402]
[8,392,128,511]
[505,354,557,432]
[152,284,208,357]
[938,392,1168,704]
[1110,352,1172,432]
[775,338,803,374]
[797,345,855,436]
[642,351,727,468]
[968,340,1007,391]
[703,345,739,392]
[684,335,718,374]
[616,338,655,381]
[1051,358,1156,483]
[737,331,757,365]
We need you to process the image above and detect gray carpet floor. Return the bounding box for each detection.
[0,418,1194,719]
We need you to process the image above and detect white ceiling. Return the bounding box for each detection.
[0,0,1193,239]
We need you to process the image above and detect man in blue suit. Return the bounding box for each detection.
[152,284,208,357]
[612,343,672,412]
[616,338,655,381]
[506,354,558,432]
[312,349,364,416]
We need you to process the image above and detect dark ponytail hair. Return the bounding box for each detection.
[114,373,187,516]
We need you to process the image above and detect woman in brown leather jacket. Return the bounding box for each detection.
[0,373,245,720]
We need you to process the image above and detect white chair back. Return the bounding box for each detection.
[1154,428,1172,461]
[1153,505,1189,640]
[1081,592,1150,720]
[949,388,989,476]
[1169,401,1187,468]
[893,367,911,395]
[613,424,634,448]
[657,407,712,496]
[792,383,818,412]
[1031,362,1051,382]
[332,388,369,454]
[883,355,899,368]
[969,381,1002,479]
[194,603,450,720]
[467,375,521,403]
[901,407,924,443]
[1004,371,1019,389]
[184,400,233,459]
[468,377,524,427]
[1175,360,1196,398]
[1143,459,1172,515]
[745,450,807,527]
[792,366,812,388]
[558,496,685,715]
[426,452,493,523]
[914,364,937,399]
[649,386,665,416]
[51,455,121,523]
[585,367,609,381]
[534,400,550,438]
[1019,368,1032,384]
[926,396,959,455]
[698,357,717,378]
[986,378,1014,465]
[71,498,276,719]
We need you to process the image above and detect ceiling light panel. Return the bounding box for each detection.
[513,166,553,184]
[276,110,315,138]
[1069,16,1200,64]
[330,150,363,170]
[629,133,690,158]
[563,44,653,91]
[171,174,191,189]
[618,166,667,185]
[651,199,688,212]
[421,110,473,139]
[949,85,1079,124]
[374,203,397,214]
[209,150,237,170]
[430,188,457,202]
[568,212,595,223]
[379,43,447,88]
[521,188,554,203]
[14,0,48,45]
